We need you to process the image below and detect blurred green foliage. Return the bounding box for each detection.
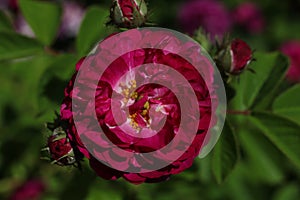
[0,0,300,199]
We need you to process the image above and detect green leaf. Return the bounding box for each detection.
[0,11,13,31]
[212,121,239,184]
[250,54,288,110]
[58,167,96,200]
[0,32,43,61]
[238,119,284,184]
[19,0,62,45]
[270,18,300,43]
[230,52,288,110]
[9,55,54,112]
[273,184,300,200]
[36,54,78,121]
[76,6,114,56]
[44,54,77,80]
[250,112,300,169]
[273,84,300,125]
[86,181,122,200]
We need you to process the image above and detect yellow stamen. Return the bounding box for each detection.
[144,101,150,110]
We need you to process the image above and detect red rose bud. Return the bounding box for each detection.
[110,0,148,28]
[216,38,253,75]
[44,127,76,166]
[230,39,253,75]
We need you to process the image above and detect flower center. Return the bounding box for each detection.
[120,79,137,104]
[119,79,152,131]
[129,100,151,131]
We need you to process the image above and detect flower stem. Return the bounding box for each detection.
[227,110,251,115]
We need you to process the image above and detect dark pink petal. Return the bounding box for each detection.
[123,173,146,184]
[89,157,123,180]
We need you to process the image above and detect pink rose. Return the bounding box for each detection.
[61,29,216,184]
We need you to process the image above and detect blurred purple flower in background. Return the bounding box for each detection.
[178,0,231,39]
[9,179,46,200]
[0,0,9,9]
[14,13,35,37]
[59,1,85,38]
[8,0,85,40]
[232,2,265,34]
[0,0,18,11]
[4,0,34,38]
[9,0,17,11]
[281,41,300,83]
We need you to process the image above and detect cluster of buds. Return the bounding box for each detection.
[214,36,254,76]
[41,115,77,166]
[109,0,148,28]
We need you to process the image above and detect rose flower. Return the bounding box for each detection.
[61,29,216,184]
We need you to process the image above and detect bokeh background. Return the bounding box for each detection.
[0,0,300,199]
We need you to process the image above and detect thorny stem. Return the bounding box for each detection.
[227,110,252,115]
[44,47,60,56]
